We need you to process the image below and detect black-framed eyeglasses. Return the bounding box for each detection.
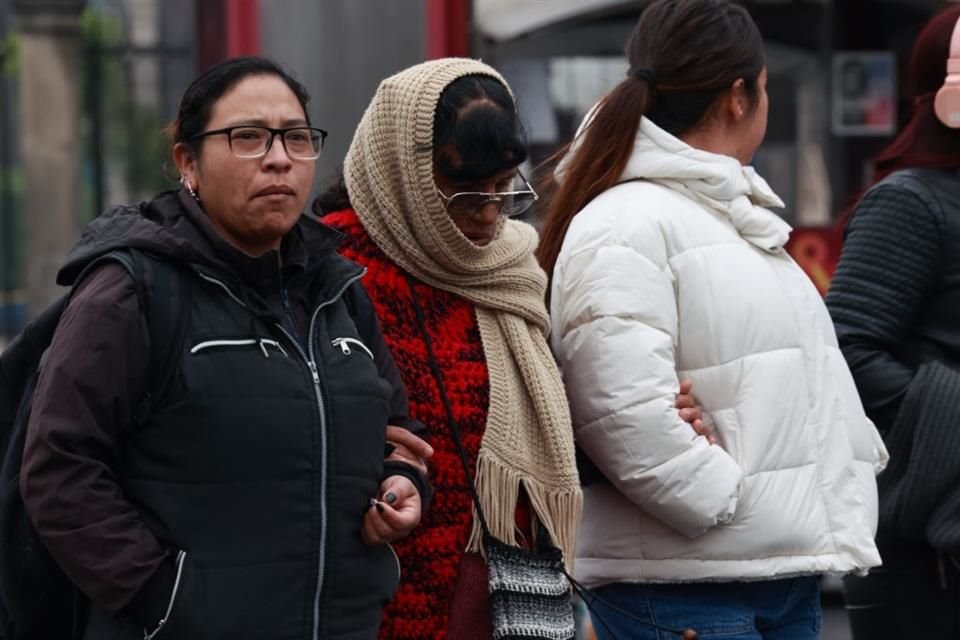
[435,171,539,218]
[190,125,328,160]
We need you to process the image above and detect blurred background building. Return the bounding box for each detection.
[0,0,954,335]
[0,1,957,637]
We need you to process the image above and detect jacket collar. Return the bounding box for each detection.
[625,118,791,253]
[560,113,792,253]
[59,189,359,313]
[176,191,362,311]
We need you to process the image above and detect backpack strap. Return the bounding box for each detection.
[72,249,192,421]
[1,250,189,470]
[0,252,140,486]
[129,251,192,422]
[0,251,191,640]
[0,298,68,469]
[342,279,376,345]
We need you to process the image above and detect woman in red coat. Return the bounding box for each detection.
[316,57,707,639]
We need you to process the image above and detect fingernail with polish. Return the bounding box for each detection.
[385,492,397,504]
[375,503,384,514]
[369,498,378,510]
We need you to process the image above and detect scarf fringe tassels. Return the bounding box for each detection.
[344,57,583,573]
[465,451,583,574]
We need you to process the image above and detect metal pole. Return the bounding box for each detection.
[821,0,838,216]
[87,23,105,217]
[13,0,87,319]
[0,6,16,341]
[124,47,137,202]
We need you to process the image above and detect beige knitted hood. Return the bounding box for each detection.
[344,58,582,567]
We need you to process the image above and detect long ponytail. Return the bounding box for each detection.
[535,0,766,299]
[536,78,652,287]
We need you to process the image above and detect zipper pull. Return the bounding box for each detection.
[259,340,270,358]
[308,360,320,384]
[335,338,352,355]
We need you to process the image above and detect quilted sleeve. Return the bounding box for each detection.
[825,182,944,432]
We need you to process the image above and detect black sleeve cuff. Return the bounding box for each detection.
[389,415,429,438]
[122,556,176,629]
[383,460,433,512]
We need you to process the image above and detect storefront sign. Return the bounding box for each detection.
[832,52,896,136]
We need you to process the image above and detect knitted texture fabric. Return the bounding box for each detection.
[826,169,960,549]
[343,58,582,567]
[878,360,960,550]
[485,537,575,640]
[324,209,489,639]
[826,170,950,428]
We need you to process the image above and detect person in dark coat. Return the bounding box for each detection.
[20,56,429,640]
[825,6,960,639]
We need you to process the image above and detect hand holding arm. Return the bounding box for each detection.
[554,240,742,538]
[677,379,714,444]
[385,425,433,476]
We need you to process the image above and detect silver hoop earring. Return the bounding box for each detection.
[181,176,200,202]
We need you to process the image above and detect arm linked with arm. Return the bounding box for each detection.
[347,282,432,504]
[555,243,742,539]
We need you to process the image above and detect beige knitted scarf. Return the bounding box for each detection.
[344,58,582,568]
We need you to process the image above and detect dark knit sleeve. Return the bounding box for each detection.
[825,182,945,429]
[877,360,960,543]
[345,282,427,436]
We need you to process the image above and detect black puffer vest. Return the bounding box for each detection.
[75,196,401,640]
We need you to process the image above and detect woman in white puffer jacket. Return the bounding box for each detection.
[537,1,888,638]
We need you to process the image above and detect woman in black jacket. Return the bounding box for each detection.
[825,6,960,639]
[20,56,429,640]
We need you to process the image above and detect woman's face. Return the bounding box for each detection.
[175,74,316,256]
[434,146,517,247]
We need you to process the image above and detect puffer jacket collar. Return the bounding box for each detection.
[624,118,790,253]
[561,113,792,253]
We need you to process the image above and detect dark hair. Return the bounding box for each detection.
[314,170,351,215]
[869,5,960,184]
[836,5,960,232]
[433,74,528,181]
[313,73,527,215]
[166,56,311,156]
[536,0,765,287]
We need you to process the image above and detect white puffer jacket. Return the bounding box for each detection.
[550,117,888,586]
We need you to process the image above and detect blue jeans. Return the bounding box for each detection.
[587,576,822,639]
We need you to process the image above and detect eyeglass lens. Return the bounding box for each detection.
[446,175,537,218]
[447,192,536,218]
[229,127,322,159]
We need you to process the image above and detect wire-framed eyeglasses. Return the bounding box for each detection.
[190,125,328,160]
[435,171,539,218]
